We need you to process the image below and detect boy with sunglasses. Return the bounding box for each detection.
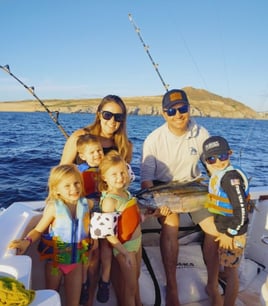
[141,89,222,306]
[203,136,250,306]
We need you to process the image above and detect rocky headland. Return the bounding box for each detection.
[0,87,267,119]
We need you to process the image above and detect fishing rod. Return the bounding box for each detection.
[128,13,169,92]
[0,64,69,139]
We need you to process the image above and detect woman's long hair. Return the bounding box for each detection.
[84,95,132,163]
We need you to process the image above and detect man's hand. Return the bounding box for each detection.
[215,233,233,249]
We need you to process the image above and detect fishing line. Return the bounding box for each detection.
[0,64,69,139]
[128,13,169,92]
[128,13,209,117]
[238,121,256,168]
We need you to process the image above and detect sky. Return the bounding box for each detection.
[0,1,268,111]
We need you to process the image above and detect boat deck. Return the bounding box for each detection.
[0,186,267,306]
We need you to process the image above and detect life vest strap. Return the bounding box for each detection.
[208,193,230,203]
[205,202,233,214]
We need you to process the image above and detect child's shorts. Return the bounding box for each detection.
[219,234,246,268]
[113,235,141,257]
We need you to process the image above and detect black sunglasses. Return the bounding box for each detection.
[164,104,189,116]
[100,110,124,123]
[205,153,229,165]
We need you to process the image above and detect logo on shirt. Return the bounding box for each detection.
[190,147,198,155]
[230,179,240,186]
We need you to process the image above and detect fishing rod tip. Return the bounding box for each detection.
[128,13,132,20]
[0,64,10,72]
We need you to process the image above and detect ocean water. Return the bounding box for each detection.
[0,112,267,208]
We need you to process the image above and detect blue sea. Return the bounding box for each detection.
[0,112,267,208]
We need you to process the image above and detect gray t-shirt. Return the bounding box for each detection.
[140,119,209,183]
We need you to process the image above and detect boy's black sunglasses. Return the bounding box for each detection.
[100,110,124,122]
[163,104,189,116]
[205,153,229,165]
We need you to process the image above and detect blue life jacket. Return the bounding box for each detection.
[207,165,249,216]
[38,197,91,265]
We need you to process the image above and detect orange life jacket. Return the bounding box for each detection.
[117,197,140,243]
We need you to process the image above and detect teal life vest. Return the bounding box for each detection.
[207,165,249,216]
[38,197,91,266]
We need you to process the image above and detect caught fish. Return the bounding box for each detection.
[134,180,209,213]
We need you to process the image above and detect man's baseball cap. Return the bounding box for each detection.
[162,89,189,109]
[203,136,231,159]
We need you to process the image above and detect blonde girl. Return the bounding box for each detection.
[9,164,94,306]
[98,151,142,306]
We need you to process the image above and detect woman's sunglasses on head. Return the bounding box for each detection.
[101,110,124,122]
[205,152,229,165]
[164,104,189,117]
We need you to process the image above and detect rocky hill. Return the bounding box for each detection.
[0,87,265,119]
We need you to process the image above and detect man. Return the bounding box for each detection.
[140,89,221,306]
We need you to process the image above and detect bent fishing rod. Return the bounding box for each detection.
[128,13,169,92]
[0,65,69,139]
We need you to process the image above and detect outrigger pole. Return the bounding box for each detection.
[128,13,169,92]
[0,64,69,139]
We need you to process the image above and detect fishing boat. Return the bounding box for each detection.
[0,185,267,306]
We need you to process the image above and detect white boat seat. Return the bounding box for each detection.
[0,202,43,258]
[29,289,61,306]
[0,255,32,289]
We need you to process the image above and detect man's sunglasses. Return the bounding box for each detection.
[205,152,229,165]
[163,104,189,117]
[100,110,124,123]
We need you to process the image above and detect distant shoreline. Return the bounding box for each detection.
[0,87,267,119]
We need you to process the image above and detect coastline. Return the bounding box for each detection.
[0,87,266,119]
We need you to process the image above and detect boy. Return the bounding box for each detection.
[203,136,250,306]
[77,134,111,304]
[77,134,104,201]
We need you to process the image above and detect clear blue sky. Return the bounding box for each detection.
[1,1,268,111]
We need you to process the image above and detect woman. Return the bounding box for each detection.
[60,94,133,165]
[60,94,133,306]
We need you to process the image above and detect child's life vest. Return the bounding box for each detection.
[95,192,140,243]
[206,165,250,216]
[38,198,91,266]
[77,164,100,199]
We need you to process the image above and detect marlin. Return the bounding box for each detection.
[134,180,209,213]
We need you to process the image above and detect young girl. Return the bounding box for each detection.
[77,134,136,304]
[9,164,95,306]
[98,150,142,306]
